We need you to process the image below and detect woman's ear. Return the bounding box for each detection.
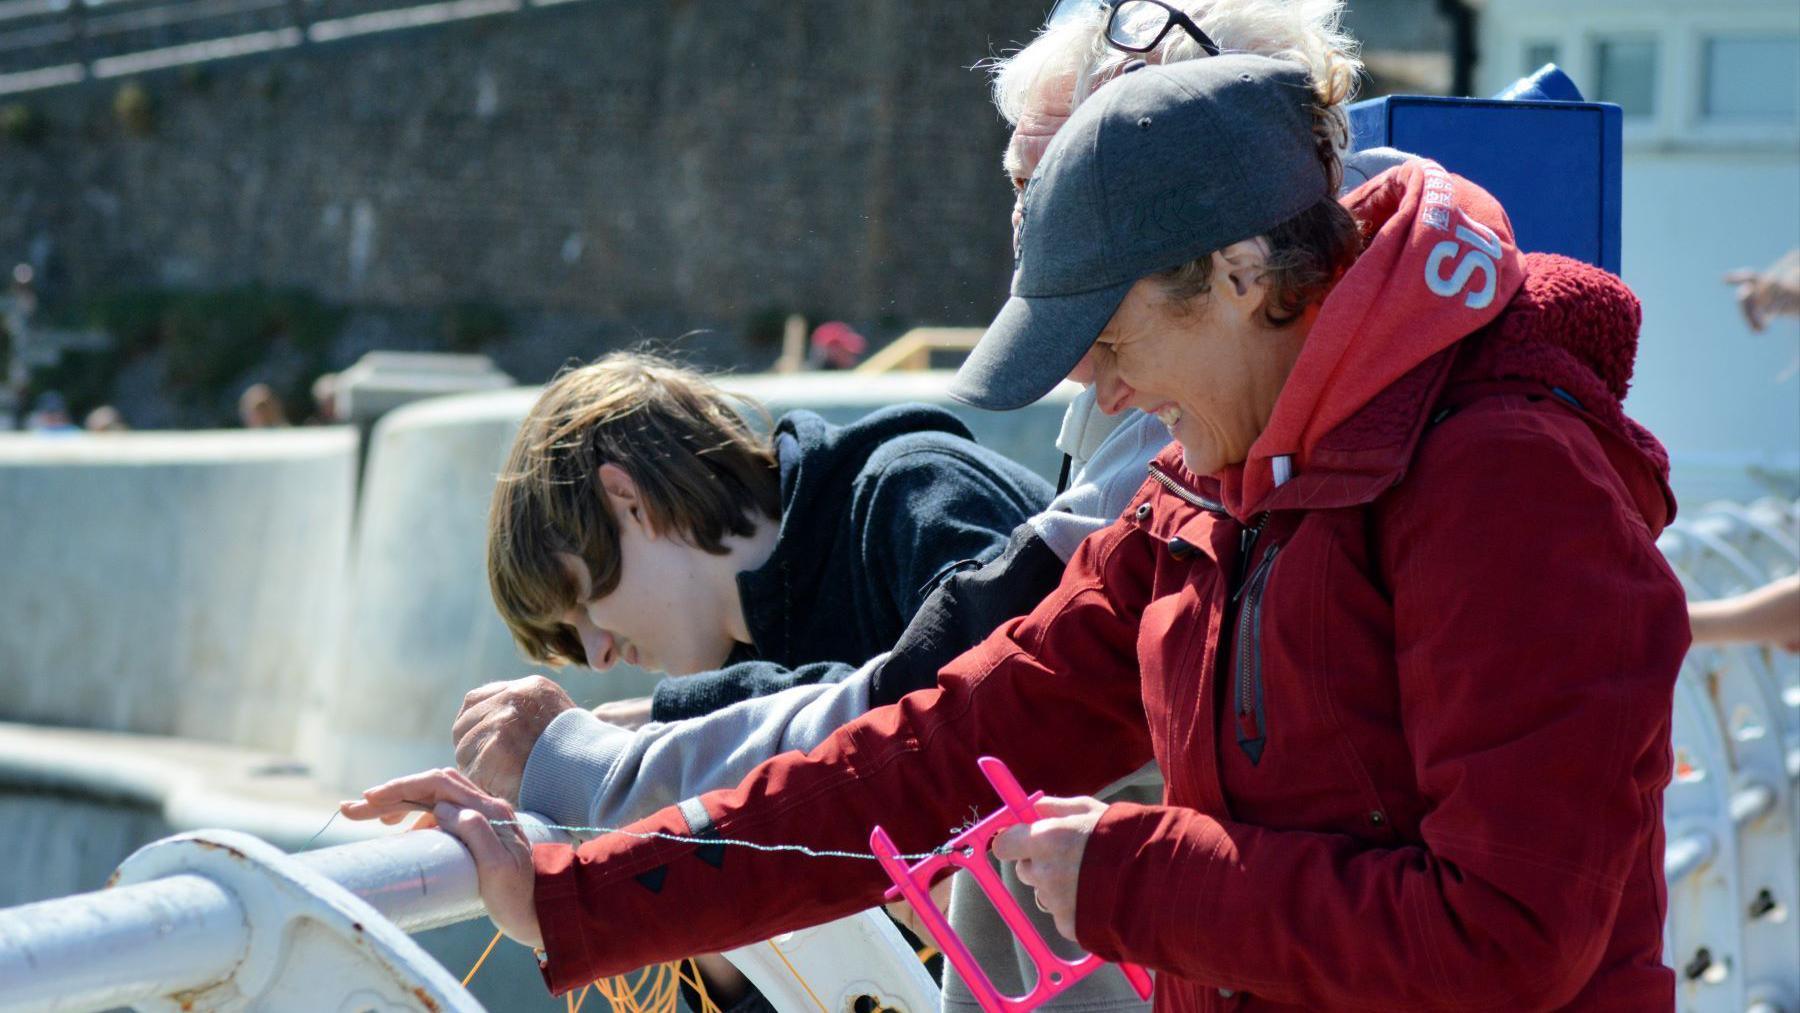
[1215,239,1273,311]
[597,463,654,538]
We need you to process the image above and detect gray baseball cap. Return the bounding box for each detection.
[950,54,1329,411]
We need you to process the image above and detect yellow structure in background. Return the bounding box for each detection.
[854,328,985,375]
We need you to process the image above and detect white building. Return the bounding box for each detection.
[1479,0,1800,503]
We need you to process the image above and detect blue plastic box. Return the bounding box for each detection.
[1348,85,1623,273]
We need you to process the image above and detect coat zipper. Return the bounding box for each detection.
[1233,541,1279,765]
[1142,462,1277,766]
[1146,463,1226,513]
[1231,512,1272,598]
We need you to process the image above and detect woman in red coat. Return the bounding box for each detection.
[358,55,1689,1010]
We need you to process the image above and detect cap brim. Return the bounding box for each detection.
[949,278,1136,411]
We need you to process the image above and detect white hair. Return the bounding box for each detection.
[989,1,1362,157]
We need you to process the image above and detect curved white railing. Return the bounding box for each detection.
[0,813,939,1013]
[1660,497,1799,1012]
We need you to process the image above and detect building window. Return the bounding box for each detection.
[1523,41,1560,75]
[1704,36,1800,121]
[1595,37,1658,117]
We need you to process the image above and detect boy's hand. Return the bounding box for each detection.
[591,696,654,731]
[340,768,542,948]
[453,676,578,803]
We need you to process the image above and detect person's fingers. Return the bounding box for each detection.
[359,768,452,803]
[990,824,1032,863]
[451,690,506,744]
[459,681,512,715]
[1016,859,1041,891]
[339,796,424,822]
[442,766,477,789]
[1738,286,1766,330]
[1030,796,1095,818]
[442,773,517,823]
[1724,269,1757,284]
[444,803,508,862]
[360,767,492,815]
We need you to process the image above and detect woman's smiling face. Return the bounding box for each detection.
[1091,249,1308,476]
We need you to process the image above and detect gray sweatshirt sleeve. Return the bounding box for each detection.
[518,656,880,834]
[1029,409,1172,561]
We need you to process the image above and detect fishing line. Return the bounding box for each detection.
[489,818,953,862]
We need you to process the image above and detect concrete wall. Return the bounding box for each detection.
[308,371,1078,791]
[0,429,356,751]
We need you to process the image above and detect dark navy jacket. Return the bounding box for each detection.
[649,404,1051,722]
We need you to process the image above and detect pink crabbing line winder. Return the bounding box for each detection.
[870,756,1155,1013]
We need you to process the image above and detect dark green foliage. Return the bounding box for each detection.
[741,304,790,349]
[179,64,214,94]
[29,348,118,423]
[48,285,346,425]
[113,81,156,137]
[0,103,47,145]
[440,300,509,352]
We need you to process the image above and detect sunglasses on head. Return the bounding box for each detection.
[1045,0,1221,57]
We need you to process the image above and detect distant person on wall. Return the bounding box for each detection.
[83,405,129,432]
[1725,248,1800,332]
[27,391,77,433]
[309,372,342,425]
[1690,574,1800,653]
[807,321,866,370]
[1693,248,1800,651]
[238,383,290,428]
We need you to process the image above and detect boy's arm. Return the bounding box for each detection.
[519,659,878,831]
[868,412,1168,708]
[651,658,859,722]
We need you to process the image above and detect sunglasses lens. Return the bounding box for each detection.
[1108,1,1169,49]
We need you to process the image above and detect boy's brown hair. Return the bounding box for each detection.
[487,352,781,666]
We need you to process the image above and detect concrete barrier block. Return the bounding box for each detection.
[0,429,357,751]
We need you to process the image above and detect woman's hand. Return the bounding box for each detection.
[990,796,1109,943]
[340,767,543,949]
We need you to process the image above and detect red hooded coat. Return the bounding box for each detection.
[531,164,1689,1011]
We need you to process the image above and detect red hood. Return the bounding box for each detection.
[1452,250,1676,527]
[1207,160,1671,527]
[1218,159,1525,514]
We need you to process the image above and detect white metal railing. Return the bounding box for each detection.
[1659,497,1799,1012]
[0,814,939,1013]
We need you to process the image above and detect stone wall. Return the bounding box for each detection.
[0,0,1041,373]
